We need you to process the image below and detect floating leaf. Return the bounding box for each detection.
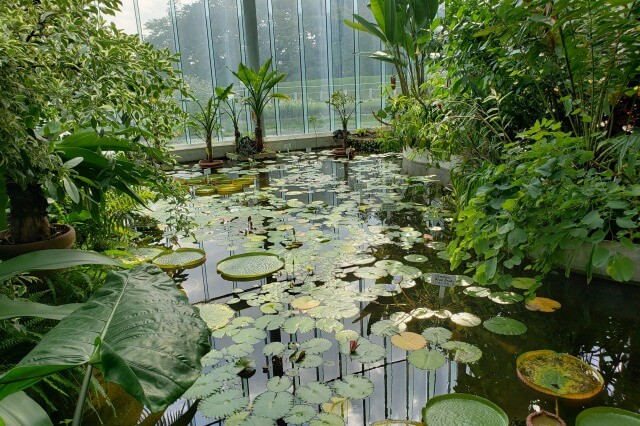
[300,338,332,355]
[201,349,224,366]
[152,248,206,270]
[421,327,452,344]
[223,343,254,358]
[370,319,406,337]
[254,314,286,331]
[252,391,294,419]
[284,405,317,424]
[404,254,428,263]
[422,393,508,426]
[576,407,640,426]
[483,317,527,336]
[410,307,435,319]
[217,252,284,280]
[321,397,352,416]
[351,339,386,363]
[231,328,267,344]
[354,266,388,280]
[198,303,235,330]
[311,413,346,426]
[267,376,293,392]
[263,342,286,356]
[291,296,321,310]
[464,286,491,298]
[441,341,483,363]
[316,318,344,333]
[391,332,427,351]
[525,297,561,313]
[260,302,284,314]
[387,264,422,279]
[450,312,482,327]
[333,375,374,399]
[200,389,248,420]
[296,354,324,368]
[297,381,333,404]
[408,349,447,370]
[516,350,604,400]
[488,291,524,304]
[283,316,316,334]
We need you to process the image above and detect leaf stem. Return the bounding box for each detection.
[72,364,94,426]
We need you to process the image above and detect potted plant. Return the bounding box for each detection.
[232,58,290,153]
[0,0,186,258]
[191,84,233,169]
[326,91,362,159]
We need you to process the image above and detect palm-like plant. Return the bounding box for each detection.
[192,84,233,162]
[219,89,245,148]
[232,58,289,152]
[326,91,362,150]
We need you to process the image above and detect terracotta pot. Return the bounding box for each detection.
[198,159,224,170]
[526,410,566,426]
[333,147,356,159]
[0,224,76,259]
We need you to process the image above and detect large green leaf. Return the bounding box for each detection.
[0,391,52,426]
[0,249,122,282]
[0,264,210,412]
[0,300,83,320]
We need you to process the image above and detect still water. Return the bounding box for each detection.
[154,151,639,425]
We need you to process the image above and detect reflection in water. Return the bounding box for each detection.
[157,152,639,425]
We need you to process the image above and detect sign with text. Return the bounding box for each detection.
[432,273,457,287]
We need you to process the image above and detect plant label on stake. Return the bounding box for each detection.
[431,273,457,299]
[284,143,291,155]
[204,167,211,176]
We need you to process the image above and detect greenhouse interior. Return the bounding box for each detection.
[0,0,639,425]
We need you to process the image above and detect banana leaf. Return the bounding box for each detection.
[0,264,210,412]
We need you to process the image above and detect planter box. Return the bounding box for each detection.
[558,241,640,284]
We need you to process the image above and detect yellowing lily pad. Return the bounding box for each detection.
[391,332,427,351]
[516,350,604,400]
[526,297,561,313]
[217,252,284,280]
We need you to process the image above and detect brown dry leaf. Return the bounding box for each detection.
[391,332,427,351]
[525,297,561,313]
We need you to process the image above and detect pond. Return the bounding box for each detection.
[145,151,640,425]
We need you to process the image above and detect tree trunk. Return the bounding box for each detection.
[205,135,213,161]
[234,126,241,147]
[255,116,264,152]
[5,181,51,244]
[342,122,348,150]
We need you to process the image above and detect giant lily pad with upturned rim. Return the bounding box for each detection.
[216,252,285,280]
[516,350,604,400]
[422,393,508,426]
[576,407,640,426]
[152,248,206,271]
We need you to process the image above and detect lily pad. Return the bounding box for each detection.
[283,316,315,334]
[200,389,248,420]
[421,327,452,344]
[231,328,267,344]
[333,375,374,399]
[153,248,207,271]
[370,319,406,337]
[284,405,318,424]
[300,338,332,355]
[464,286,491,298]
[297,381,333,404]
[516,350,604,400]
[483,317,527,336]
[422,393,508,426]
[526,297,561,313]
[450,312,482,327]
[217,252,285,280]
[441,341,483,363]
[198,303,235,330]
[408,349,447,370]
[576,407,640,426]
[404,254,428,263]
[311,413,345,426]
[263,342,286,356]
[488,291,524,304]
[391,332,427,351]
[252,391,294,419]
[267,376,293,392]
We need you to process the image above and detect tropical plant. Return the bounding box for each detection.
[219,88,246,148]
[231,58,290,152]
[0,256,210,425]
[326,91,362,150]
[0,0,187,245]
[191,84,234,162]
[345,0,441,97]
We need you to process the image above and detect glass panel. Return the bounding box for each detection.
[357,0,382,128]
[330,0,355,131]
[108,0,138,35]
[302,1,331,133]
[209,0,247,139]
[254,0,277,137]
[139,0,176,53]
[271,0,303,136]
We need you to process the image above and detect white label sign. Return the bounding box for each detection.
[432,273,457,288]
[203,168,211,176]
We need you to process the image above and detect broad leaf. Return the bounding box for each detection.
[0,264,210,412]
[0,391,52,426]
[0,300,83,320]
[0,249,122,282]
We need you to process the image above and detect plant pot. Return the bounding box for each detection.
[333,147,356,159]
[526,410,566,426]
[0,224,76,259]
[198,159,224,170]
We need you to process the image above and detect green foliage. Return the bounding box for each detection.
[0,264,210,412]
[192,84,234,160]
[448,120,639,285]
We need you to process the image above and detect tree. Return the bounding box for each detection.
[0,0,187,244]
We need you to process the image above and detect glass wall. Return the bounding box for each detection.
[110,0,386,144]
